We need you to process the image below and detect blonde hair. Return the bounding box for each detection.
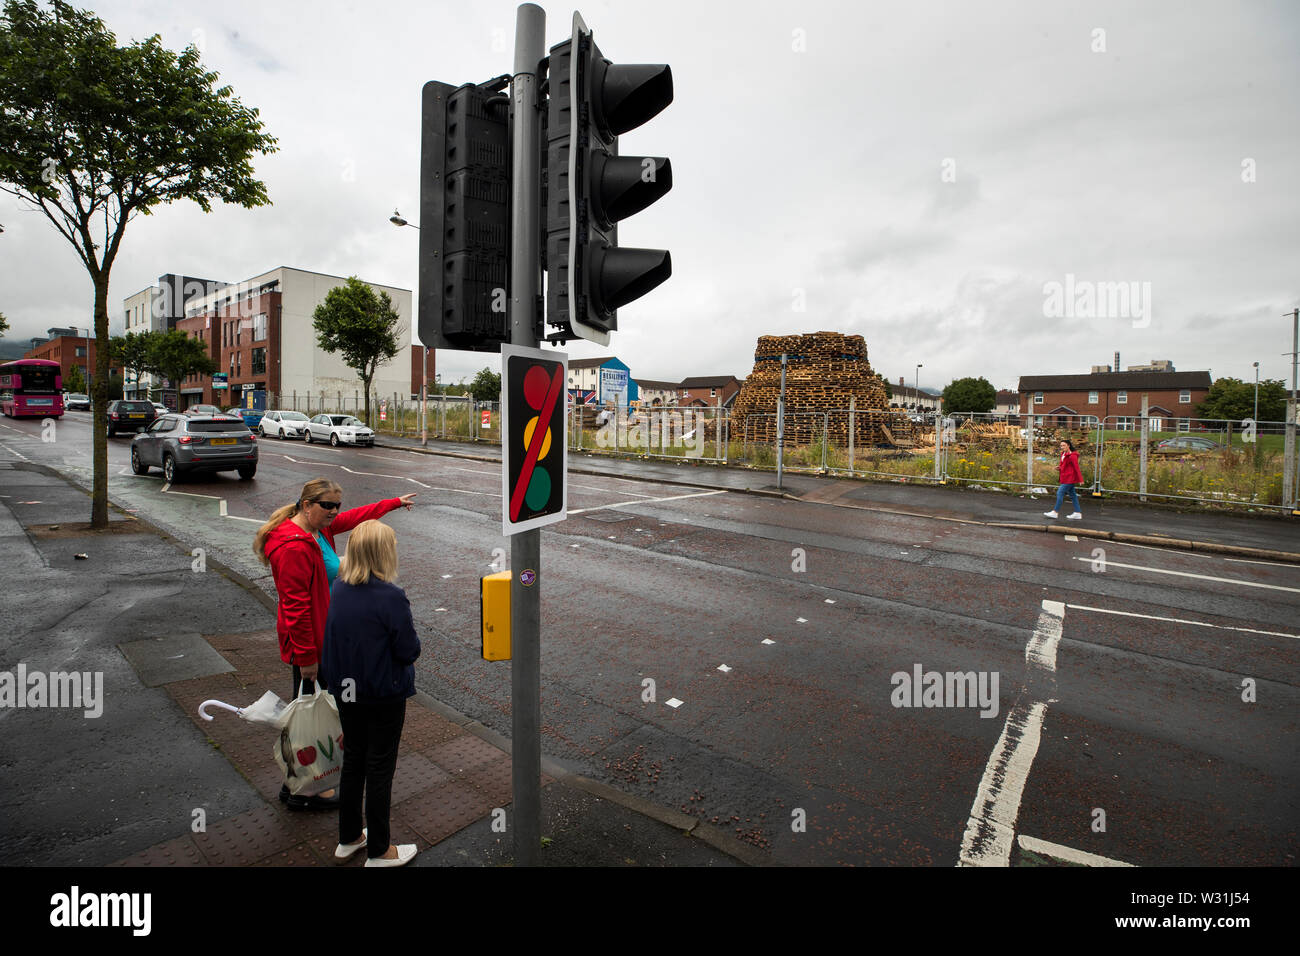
[338,520,398,585]
[253,477,343,566]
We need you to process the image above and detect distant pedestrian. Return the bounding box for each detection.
[253,478,416,810]
[1043,439,1083,520]
[321,520,421,867]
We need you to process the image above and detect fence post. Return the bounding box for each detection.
[821,412,828,472]
[722,413,728,464]
[1139,394,1149,502]
[1026,413,1034,487]
[848,397,855,475]
[1091,417,1103,497]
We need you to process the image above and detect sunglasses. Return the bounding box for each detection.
[313,499,342,511]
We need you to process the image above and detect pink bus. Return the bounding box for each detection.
[0,359,64,418]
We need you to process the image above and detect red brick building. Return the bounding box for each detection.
[175,290,283,409]
[678,375,743,408]
[24,330,121,389]
[1018,371,1212,430]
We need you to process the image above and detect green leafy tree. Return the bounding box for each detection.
[63,365,86,392]
[111,330,159,398]
[877,374,892,401]
[0,309,8,338]
[144,330,216,390]
[0,0,277,526]
[312,277,403,426]
[941,376,996,414]
[469,367,502,402]
[1195,376,1288,424]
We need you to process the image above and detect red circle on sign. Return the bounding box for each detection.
[523,366,551,409]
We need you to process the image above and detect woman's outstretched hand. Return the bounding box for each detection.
[398,493,417,510]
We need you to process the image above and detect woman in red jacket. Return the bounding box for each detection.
[254,477,416,809]
[1044,439,1084,520]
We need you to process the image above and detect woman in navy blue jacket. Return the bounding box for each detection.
[322,519,421,867]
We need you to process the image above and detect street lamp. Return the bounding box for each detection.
[389,209,419,230]
[390,209,426,444]
[1253,361,1260,427]
[915,363,923,416]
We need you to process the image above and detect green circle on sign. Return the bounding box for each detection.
[525,468,551,512]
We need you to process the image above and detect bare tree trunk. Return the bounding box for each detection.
[91,273,110,528]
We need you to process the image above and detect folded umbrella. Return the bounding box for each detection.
[198,690,290,730]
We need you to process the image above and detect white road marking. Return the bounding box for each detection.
[568,489,726,515]
[761,638,775,645]
[717,664,731,673]
[824,598,836,604]
[1225,555,1300,569]
[665,698,683,708]
[1071,557,1300,594]
[1017,834,1133,868]
[1063,534,1078,542]
[958,599,1064,868]
[272,452,432,489]
[163,488,222,500]
[1064,603,1300,640]
[796,617,807,624]
[570,482,653,497]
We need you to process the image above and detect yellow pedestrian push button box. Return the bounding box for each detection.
[481,571,511,661]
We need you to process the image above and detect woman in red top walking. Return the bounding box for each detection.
[253,477,416,809]
[1044,439,1084,520]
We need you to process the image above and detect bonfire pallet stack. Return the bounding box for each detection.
[730,332,916,447]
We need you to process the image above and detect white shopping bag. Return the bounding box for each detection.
[273,687,344,796]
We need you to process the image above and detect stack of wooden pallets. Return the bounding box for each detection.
[731,331,916,447]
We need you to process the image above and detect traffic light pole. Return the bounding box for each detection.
[509,1,545,867]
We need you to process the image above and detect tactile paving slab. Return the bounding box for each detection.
[393,780,493,845]
[400,704,467,751]
[109,834,207,867]
[426,734,507,776]
[189,805,304,866]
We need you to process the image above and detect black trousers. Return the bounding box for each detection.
[337,697,407,858]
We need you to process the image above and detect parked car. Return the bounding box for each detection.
[305,414,375,447]
[65,393,91,411]
[151,402,168,415]
[185,404,223,417]
[259,410,311,439]
[106,399,157,436]
[225,406,265,430]
[1156,436,1224,453]
[130,414,257,482]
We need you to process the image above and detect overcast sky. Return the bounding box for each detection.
[3,0,1298,392]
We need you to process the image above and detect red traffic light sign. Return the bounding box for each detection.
[502,345,568,535]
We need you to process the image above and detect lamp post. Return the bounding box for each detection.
[1253,361,1260,427]
[389,210,427,445]
[915,363,923,416]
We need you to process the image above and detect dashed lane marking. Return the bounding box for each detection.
[568,489,727,515]
[1070,557,1300,594]
[1064,603,1300,640]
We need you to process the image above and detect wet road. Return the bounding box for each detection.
[5,412,1297,866]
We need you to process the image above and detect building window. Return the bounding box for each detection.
[253,313,267,341]
[1088,390,1098,404]
[1179,390,1190,403]
[1116,390,1127,404]
[1178,419,1190,432]
[1034,392,1043,404]
[236,352,241,377]
[229,354,234,375]
[710,388,716,397]
[1117,416,1134,430]
[76,346,86,358]
[252,348,266,375]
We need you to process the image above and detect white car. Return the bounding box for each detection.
[306,414,375,447]
[260,410,311,439]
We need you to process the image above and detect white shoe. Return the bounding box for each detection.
[365,844,417,868]
[1043,511,1058,518]
[1067,512,1083,520]
[334,828,367,860]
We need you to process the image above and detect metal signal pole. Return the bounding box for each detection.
[509,2,545,866]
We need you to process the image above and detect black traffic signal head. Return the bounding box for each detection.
[419,79,511,353]
[545,14,673,345]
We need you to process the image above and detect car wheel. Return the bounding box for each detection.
[130,447,149,475]
[305,429,312,443]
[237,465,256,480]
[257,425,265,437]
[107,427,115,438]
[163,454,178,484]
[330,433,340,447]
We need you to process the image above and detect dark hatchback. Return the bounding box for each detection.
[106,399,158,436]
[131,414,258,482]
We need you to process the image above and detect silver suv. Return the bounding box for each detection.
[130,414,258,482]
